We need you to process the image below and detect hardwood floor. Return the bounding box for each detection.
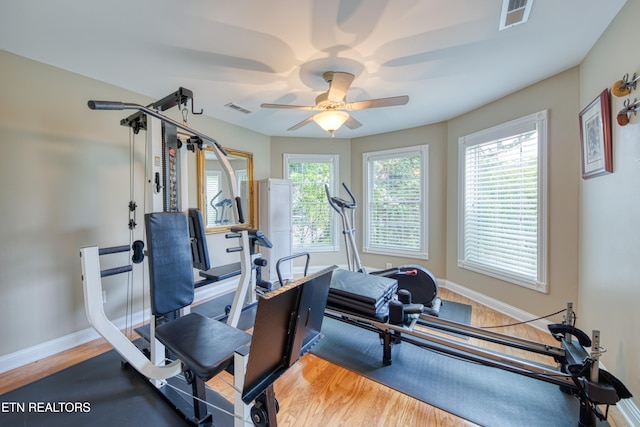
[0,288,628,426]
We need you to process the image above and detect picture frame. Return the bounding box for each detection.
[579,89,612,179]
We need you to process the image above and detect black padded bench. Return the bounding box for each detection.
[199,261,244,283]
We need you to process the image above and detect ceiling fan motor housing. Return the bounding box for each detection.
[315,92,346,110]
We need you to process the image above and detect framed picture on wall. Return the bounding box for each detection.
[579,89,612,179]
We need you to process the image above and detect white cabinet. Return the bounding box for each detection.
[258,179,292,283]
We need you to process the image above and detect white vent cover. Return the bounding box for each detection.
[499,0,533,31]
[224,102,252,114]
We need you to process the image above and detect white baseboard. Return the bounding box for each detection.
[0,278,238,375]
[440,279,554,332]
[617,398,640,427]
[0,311,145,375]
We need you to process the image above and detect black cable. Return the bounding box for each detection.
[480,308,566,329]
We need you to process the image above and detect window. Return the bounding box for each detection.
[458,110,548,292]
[284,154,339,252]
[363,145,428,259]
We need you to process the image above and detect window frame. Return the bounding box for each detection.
[283,153,340,252]
[362,145,429,260]
[457,110,548,292]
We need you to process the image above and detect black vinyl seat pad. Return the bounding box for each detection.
[155,312,251,381]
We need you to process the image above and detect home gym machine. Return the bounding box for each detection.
[323,268,632,427]
[83,90,301,426]
[81,226,335,427]
[325,182,441,316]
[88,89,267,329]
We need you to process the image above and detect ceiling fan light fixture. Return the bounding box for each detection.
[313,110,349,135]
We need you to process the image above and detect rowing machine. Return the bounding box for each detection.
[324,274,631,427]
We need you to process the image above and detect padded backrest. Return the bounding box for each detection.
[145,212,195,315]
[187,208,210,271]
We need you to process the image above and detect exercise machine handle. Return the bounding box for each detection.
[276,252,310,286]
[235,196,245,224]
[341,182,357,208]
[229,226,273,248]
[325,182,357,212]
[88,100,128,110]
[325,184,340,213]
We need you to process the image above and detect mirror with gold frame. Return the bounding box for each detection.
[197,147,254,233]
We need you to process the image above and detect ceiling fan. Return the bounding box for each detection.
[261,71,409,136]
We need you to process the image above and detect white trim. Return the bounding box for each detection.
[617,398,640,427]
[0,277,238,375]
[440,278,553,332]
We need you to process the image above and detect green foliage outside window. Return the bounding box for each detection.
[287,161,334,250]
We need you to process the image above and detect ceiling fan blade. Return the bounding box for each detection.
[344,115,362,130]
[326,72,355,102]
[261,103,315,110]
[346,95,409,111]
[287,115,315,131]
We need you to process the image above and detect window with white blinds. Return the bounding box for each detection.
[363,145,428,259]
[284,154,339,252]
[458,110,548,292]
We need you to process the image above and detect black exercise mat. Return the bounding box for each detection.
[429,299,472,339]
[0,349,234,427]
[436,299,472,325]
[310,316,609,427]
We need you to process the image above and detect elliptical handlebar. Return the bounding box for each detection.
[325,182,364,272]
[325,182,357,212]
[341,182,357,208]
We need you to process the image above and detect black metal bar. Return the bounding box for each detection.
[276,252,310,285]
[98,245,131,255]
[100,265,133,277]
[87,101,227,156]
[151,87,194,112]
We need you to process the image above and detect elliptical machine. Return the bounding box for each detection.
[325,183,442,316]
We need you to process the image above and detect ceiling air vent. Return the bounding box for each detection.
[499,0,533,31]
[225,102,252,114]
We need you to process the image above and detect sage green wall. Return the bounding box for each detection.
[446,67,581,316]
[578,0,640,405]
[0,50,270,356]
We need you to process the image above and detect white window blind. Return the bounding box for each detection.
[363,145,428,259]
[284,154,339,252]
[458,110,548,291]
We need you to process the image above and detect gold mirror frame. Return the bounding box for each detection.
[197,147,254,233]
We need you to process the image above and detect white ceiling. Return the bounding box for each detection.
[0,0,627,138]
